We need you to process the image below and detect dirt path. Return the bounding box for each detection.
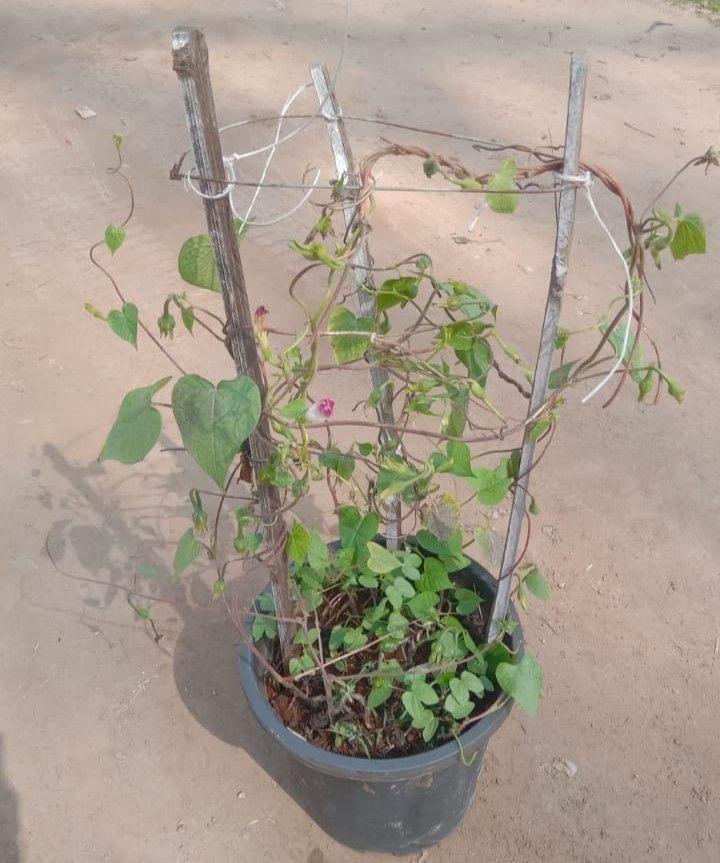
[1,1,718,861]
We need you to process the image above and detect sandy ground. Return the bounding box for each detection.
[1,0,719,861]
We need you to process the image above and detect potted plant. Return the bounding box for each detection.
[88,94,715,852]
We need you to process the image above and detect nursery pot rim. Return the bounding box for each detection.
[238,550,523,782]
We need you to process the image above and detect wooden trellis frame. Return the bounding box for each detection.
[171,26,588,644]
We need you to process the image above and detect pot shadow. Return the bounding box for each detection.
[39,440,325,823]
[0,737,21,863]
[171,564,325,825]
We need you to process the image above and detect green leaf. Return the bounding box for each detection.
[638,369,655,402]
[449,677,470,705]
[442,384,469,438]
[524,566,552,600]
[338,506,379,549]
[455,587,483,615]
[107,303,138,348]
[528,417,551,443]
[401,691,427,723]
[432,440,473,477]
[178,234,220,291]
[407,590,440,620]
[328,626,347,653]
[385,575,415,609]
[422,716,439,742]
[456,338,493,388]
[416,530,445,555]
[386,610,409,639]
[376,456,433,504]
[319,448,355,481]
[485,158,519,214]
[180,305,195,334]
[441,321,475,351]
[307,529,329,571]
[177,223,246,292]
[442,280,497,321]
[289,239,343,270]
[367,541,402,574]
[496,654,543,715]
[289,653,315,676]
[669,211,706,260]
[457,176,484,191]
[287,520,310,564]
[401,691,435,728]
[137,564,158,579]
[548,360,577,389]
[411,679,439,705]
[368,679,393,710]
[173,528,200,575]
[444,692,473,720]
[171,374,261,487]
[280,397,309,421]
[99,377,171,464]
[471,464,512,506]
[376,277,420,312]
[252,614,277,642]
[460,670,485,695]
[418,557,452,592]
[328,307,374,364]
[664,374,686,403]
[105,223,126,254]
[358,573,379,589]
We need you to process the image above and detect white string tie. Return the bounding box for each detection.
[555,170,635,404]
[183,155,236,199]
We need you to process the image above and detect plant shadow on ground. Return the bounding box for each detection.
[41,440,325,830]
[0,737,21,863]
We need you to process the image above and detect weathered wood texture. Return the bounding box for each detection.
[310,62,401,549]
[172,27,295,662]
[488,51,589,640]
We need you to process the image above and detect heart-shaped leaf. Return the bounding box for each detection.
[107,303,138,348]
[105,223,126,254]
[178,221,248,292]
[669,211,706,260]
[471,464,512,506]
[99,377,171,464]
[496,654,543,715]
[287,519,310,564]
[548,360,577,390]
[339,506,379,549]
[328,307,374,364]
[524,565,552,600]
[367,541,402,574]
[375,277,420,312]
[172,374,261,488]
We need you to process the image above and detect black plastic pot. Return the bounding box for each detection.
[238,552,522,855]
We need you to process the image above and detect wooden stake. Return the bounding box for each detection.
[310,62,401,550]
[488,51,589,641]
[172,27,295,663]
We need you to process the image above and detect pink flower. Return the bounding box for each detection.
[306,397,335,423]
